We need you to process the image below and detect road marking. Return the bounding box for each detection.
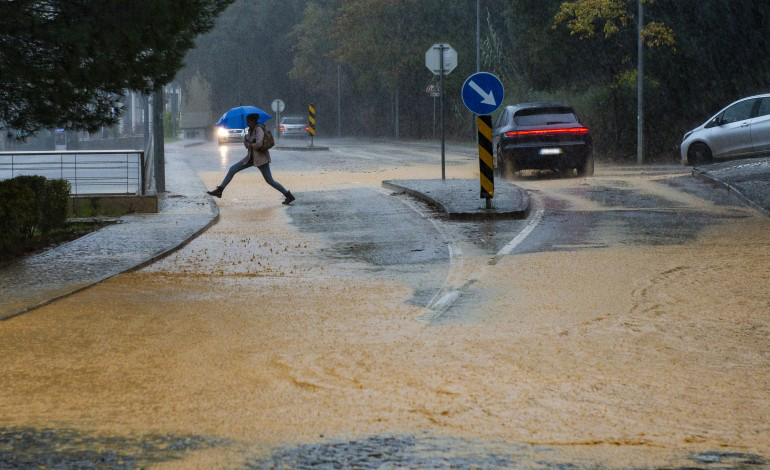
[431,290,462,311]
[377,189,545,324]
[495,208,544,258]
[374,188,464,324]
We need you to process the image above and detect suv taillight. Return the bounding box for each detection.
[504,127,589,137]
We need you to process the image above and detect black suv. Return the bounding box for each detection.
[492,103,594,177]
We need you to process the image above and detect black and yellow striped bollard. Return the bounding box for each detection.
[477,114,494,208]
[308,103,316,147]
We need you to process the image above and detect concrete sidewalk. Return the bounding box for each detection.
[382,179,530,220]
[0,143,219,321]
[693,157,770,217]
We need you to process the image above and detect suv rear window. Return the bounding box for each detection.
[282,117,305,125]
[514,107,578,126]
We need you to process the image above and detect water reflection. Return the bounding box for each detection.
[218,145,229,169]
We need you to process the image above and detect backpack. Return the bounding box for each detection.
[258,124,275,151]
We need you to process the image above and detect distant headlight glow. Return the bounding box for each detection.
[217,127,228,138]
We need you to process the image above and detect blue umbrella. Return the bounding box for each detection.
[216,106,272,129]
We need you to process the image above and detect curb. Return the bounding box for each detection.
[183,141,207,148]
[0,159,220,321]
[382,180,530,221]
[0,210,219,322]
[692,167,770,217]
[274,146,329,151]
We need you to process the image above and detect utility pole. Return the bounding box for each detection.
[637,0,644,164]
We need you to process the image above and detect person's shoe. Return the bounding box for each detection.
[282,191,295,205]
[207,186,223,198]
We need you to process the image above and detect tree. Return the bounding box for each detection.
[0,0,233,138]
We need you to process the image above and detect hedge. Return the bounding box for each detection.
[0,175,71,256]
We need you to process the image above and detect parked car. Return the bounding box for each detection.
[492,103,593,177]
[279,116,309,138]
[217,126,246,144]
[680,93,770,165]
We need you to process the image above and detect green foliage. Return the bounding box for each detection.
[0,0,234,138]
[0,176,71,257]
[174,0,770,159]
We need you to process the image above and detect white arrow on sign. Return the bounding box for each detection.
[469,81,496,106]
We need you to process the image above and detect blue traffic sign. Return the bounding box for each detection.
[461,72,504,115]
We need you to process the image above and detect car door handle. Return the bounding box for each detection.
[741,122,750,127]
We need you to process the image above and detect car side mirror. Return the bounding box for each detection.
[705,117,722,128]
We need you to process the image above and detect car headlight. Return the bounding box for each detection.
[217,127,228,138]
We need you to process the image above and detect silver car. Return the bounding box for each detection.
[279,116,308,138]
[217,126,246,144]
[681,93,770,165]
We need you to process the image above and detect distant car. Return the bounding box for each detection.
[279,116,308,138]
[492,103,593,177]
[217,126,246,144]
[680,93,770,165]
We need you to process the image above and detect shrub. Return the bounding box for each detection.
[0,175,71,256]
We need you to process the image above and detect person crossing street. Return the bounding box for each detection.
[207,113,295,205]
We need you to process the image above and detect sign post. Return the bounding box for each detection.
[271,99,285,141]
[425,43,457,180]
[308,103,316,147]
[461,72,504,209]
[425,84,440,139]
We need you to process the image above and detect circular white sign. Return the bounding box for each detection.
[271,99,285,113]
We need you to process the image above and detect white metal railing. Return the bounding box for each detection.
[0,150,146,195]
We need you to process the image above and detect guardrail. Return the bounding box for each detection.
[0,150,145,195]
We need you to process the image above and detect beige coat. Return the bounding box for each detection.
[242,125,271,167]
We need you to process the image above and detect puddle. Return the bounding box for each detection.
[0,427,223,469]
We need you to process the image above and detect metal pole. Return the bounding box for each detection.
[475,0,481,152]
[337,63,341,138]
[433,96,436,140]
[440,44,446,180]
[476,0,480,72]
[395,88,399,140]
[637,0,644,164]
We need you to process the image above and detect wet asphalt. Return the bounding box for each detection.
[2,139,769,468]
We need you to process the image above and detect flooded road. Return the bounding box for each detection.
[1,139,768,468]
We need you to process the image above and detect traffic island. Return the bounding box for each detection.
[273,145,329,151]
[692,157,770,217]
[382,179,530,220]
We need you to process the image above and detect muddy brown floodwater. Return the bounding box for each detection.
[1,158,768,468]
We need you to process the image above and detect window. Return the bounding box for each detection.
[721,99,755,124]
[514,107,578,126]
[756,98,770,118]
[495,109,510,128]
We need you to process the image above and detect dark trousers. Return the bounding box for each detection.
[219,159,288,195]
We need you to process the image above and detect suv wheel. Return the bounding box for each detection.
[577,155,595,177]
